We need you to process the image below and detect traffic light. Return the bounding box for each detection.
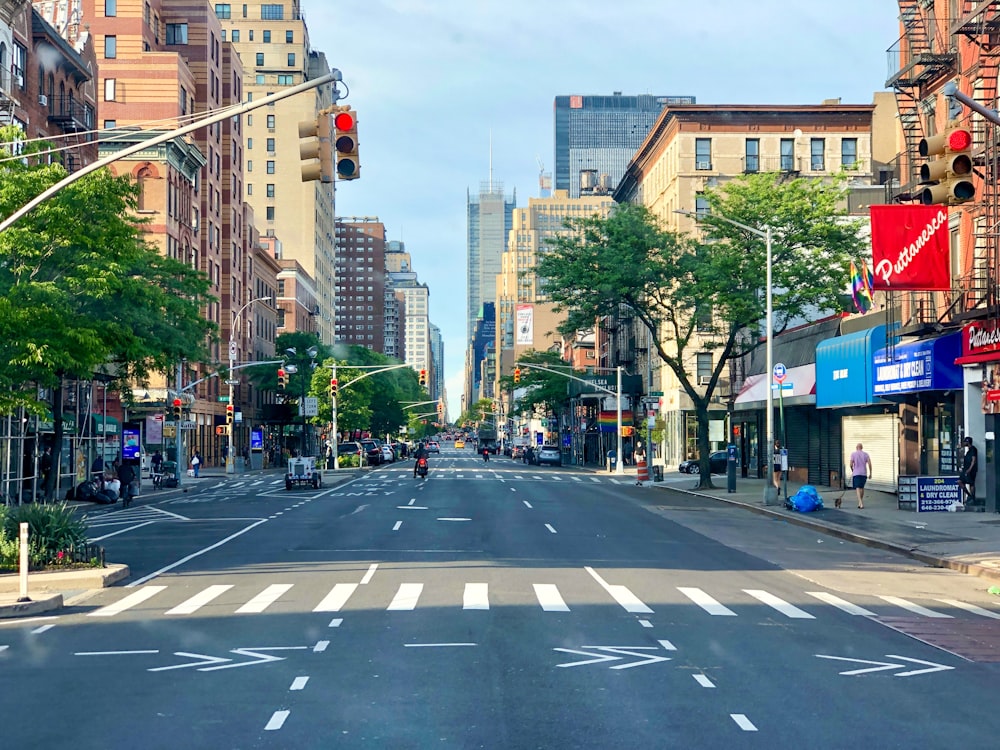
[329,378,338,398]
[298,113,333,183]
[226,404,234,425]
[172,398,183,420]
[918,122,975,205]
[277,368,288,390]
[513,367,521,384]
[418,369,427,387]
[333,109,360,180]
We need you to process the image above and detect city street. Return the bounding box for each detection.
[2,446,999,748]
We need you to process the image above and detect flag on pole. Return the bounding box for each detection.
[850,260,874,314]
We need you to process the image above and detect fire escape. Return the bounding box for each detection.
[0,0,30,125]
[953,0,1000,318]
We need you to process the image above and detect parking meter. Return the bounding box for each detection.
[727,443,737,493]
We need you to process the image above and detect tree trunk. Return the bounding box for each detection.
[693,396,715,489]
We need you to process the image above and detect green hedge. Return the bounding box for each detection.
[0,503,89,571]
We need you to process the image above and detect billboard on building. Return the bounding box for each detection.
[516,304,534,345]
[869,205,950,290]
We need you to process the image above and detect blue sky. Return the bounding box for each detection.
[307,1,902,417]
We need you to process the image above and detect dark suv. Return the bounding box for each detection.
[359,439,383,466]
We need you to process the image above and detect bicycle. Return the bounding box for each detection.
[151,471,163,490]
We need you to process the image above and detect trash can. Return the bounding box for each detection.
[606,450,617,472]
[651,465,663,482]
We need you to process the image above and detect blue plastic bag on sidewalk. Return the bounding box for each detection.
[788,484,823,513]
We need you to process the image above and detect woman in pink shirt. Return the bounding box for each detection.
[849,443,873,509]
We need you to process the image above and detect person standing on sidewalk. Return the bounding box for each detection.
[849,443,872,509]
[772,440,783,496]
[960,436,978,507]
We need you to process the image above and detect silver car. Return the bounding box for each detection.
[536,445,562,466]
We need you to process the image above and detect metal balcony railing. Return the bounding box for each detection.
[47,96,94,132]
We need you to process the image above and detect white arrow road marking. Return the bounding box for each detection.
[555,646,672,670]
[149,651,232,672]
[200,646,310,671]
[816,654,955,677]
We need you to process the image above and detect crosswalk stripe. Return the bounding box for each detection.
[235,584,293,614]
[572,477,582,482]
[463,583,489,610]
[935,599,1000,619]
[534,583,570,612]
[805,591,876,616]
[88,586,167,617]
[677,587,737,616]
[165,585,233,615]
[387,583,423,611]
[877,595,953,618]
[313,583,358,612]
[590,477,601,483]
[744,589,815,619]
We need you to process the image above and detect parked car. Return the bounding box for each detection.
[380,444,396,463]
[536,445,563,467]
[679,451,728,475]
[337,442,364,462]
[359,439,383,466]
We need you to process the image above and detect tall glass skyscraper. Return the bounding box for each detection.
[467,181,516,341]
[554,93,696,198]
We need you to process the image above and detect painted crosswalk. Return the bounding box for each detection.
[81,577,1000,624]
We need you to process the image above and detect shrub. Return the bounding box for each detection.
[337,453,360,468]
[1,503,88,568]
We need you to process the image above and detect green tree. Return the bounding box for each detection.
[0,126,215,498]
[537,175,864,487]
[499,350,574,417]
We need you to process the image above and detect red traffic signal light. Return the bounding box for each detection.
[918,123,975,205]
[226,404,235,425]
[329,378,338,397]
[172,398,183,419]
[513,367,521,384]
[333,109,360,181]
[277,368,288,390]
[418,368,427,387]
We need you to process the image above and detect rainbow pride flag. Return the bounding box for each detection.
[598,411,633,433]
[850,259,874,314]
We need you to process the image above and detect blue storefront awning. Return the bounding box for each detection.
[816,325,886,408]
[873,332,962,397]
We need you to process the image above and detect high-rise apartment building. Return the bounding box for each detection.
[386,240,431,378]
[467,180,514,342]
[217,0,338,344]
[554,92,695,198]
[334,218,387,353]
[429,323,443,403]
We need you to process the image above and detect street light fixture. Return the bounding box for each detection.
[227,295,273,474]
[675,209,775,504]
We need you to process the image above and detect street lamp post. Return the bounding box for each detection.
[285,346,318,456]
[676,210,775,504]
[227,296,271,474]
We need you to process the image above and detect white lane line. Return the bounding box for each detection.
[572,477,582,482]
[396,506,428,510]
[438,517,471,522]
[731,714,757,732]
[404,643,477,648]
[328,618,343,628]
[290,676,309,691]
[545,523,558,534]
[387,583,423,611]
[694,674,716,688]
[264,710,289,731]
[878,595,953,618]
[392,521,402,531]
[589,477,601,483]
[408,498,416,506]
[584,567,653,614]
[0,645,8,653]
[657,639,677,651]
[510,487,517,492]
[88,520,157,542]
[88,586,167,617]
[463,583,489,610]
[0,616,57,627]
[76,650,159,656]
[149,506,191,521]
[523,501,533,509]
[514,475,524,480]
[677,587,737,616]
[744,589,815,619]
[360,564,378,585]
[31,624,56,635]
[533,475,545,481]
[165,584,233,616]
[638,619,653,628]
[235,583,293,614]
[936,599,1000,619]
[806,591,877,616]
[551,476,563,482]
[128,519,268,587]
[533,583,570,612]
[313,640,330,653]
[313,583,357,613]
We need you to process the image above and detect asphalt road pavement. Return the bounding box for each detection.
[2,447,999,748]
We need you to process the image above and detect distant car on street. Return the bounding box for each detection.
[679,451,727,475]
[426,441,440,454]
[380,444,395,463]
[536,445,563,467]
[455,439,465,449]
[359,439,383,466]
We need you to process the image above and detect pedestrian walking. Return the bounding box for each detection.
[40,445,53,499]
[117,461,136,507]
[960,436,978,507]
[772,440,783,496]
[634,443,646,486]
[849,443,873,509]
[191,450,202,478]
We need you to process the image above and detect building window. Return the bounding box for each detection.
[247,137,253,149]
[247,160,252,172]
[780,138,795,171]
[247,183,253,195]
[695,138,712,170]
[266,114,275,129]
[841,138,858,169]
[255,52,264,66]
[104,78,116,101]
[266,137,275,152]
[214,3,231,18]
[695,193,710,217]
[261,4,284,20]
[285,30,293,43]
[810,138,825,171]
[277,74,293,85]
[104,119,116,130]
[255,74,265,85]
[166,23,188,44]
[231,29,240,42]
[745,138,759,173]
[104,35,117,58]
[263,30,271,43]
[105,0,117,16]
[287,53,295,66]
[266,160,275,174]
[266,183,275,198]
[696,353,713,382]
[266,206,275,221]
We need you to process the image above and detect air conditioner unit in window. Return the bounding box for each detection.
[696,161,712,170]
[698,375,712,386]
[38,94,48,106]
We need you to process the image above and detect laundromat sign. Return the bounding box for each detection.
[961,319,1000,363]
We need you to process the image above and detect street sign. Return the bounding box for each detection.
[224,379,239,385]
[180,420,196,430]
[770,382,793,391]
[773,362,787,383]
[649,391,664,397]
[304,397,319,417]
[218,395,230,403]
[234,411,243,423]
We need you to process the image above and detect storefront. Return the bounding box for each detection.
[954,319,1000,510]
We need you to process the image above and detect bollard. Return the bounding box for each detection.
[18,522,30,603]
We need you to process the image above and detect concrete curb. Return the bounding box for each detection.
[0,563,130,595]
[0,593,63,619]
